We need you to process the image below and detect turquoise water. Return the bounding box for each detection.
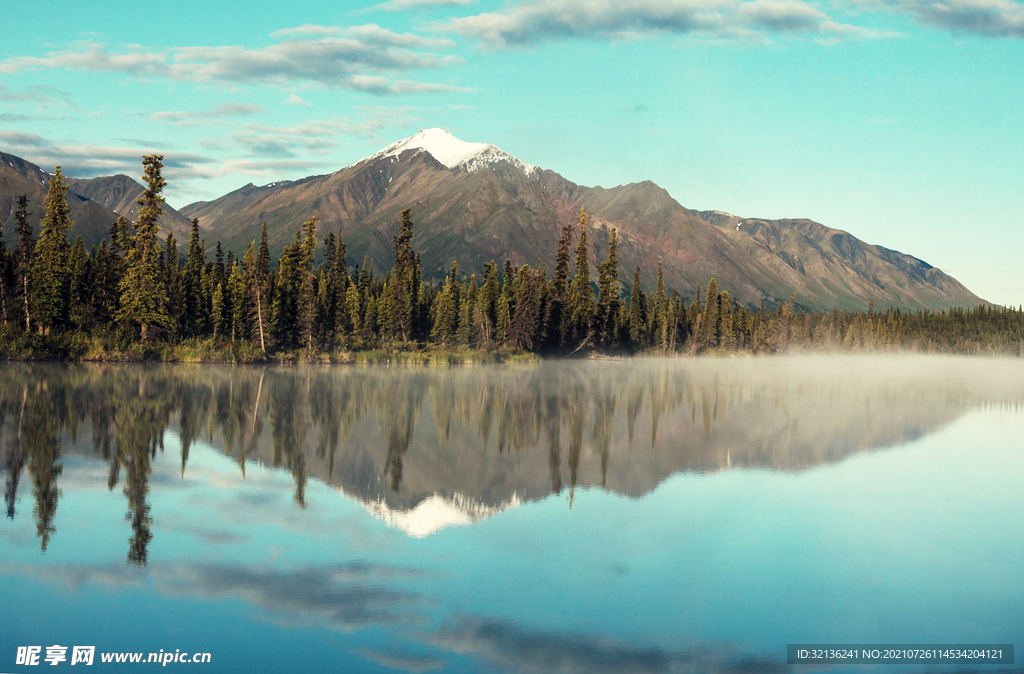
[1,357,1022,673]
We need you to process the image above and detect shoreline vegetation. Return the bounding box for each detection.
[2,156,1022,364]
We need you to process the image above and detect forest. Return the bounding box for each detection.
[1,155,1022,362]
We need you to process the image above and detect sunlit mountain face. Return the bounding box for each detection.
[2,357,1023,673]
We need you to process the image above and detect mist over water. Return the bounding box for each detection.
[1,356,1022,673]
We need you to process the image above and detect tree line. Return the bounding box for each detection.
[2,155,1021,359]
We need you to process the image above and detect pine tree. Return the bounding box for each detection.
[653,262,668,349]
[456,274,479,347]
[594,228,620,347]
[387,209,419,342]
[29,167,73,334]
[243,243,266,353]
[227,260,245,341]
[0,220,11,327]
[698,278,719,351]
[183,219,205,335]
[628,266,647,349]
[477,262,499,347]
[13,196,34,332]
[66,236,92,330]
[567,207,594,346]
[117,156,172,340]
[506,266,541,350]
[296,218,318,353]
[718,291,736,350]
[544,218,575,349]
[211,283,224,340]
[431,263,459,346]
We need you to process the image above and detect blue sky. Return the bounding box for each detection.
[0,0,1021,306]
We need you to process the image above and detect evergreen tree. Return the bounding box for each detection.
[506,266,542,350]
[117,155,173,340]
[628,266,647,348]
[183,219,205,335]
[296,218,318,353]
[29,167,73,334]
[456,274,479,347]
[431,262,459,346]
[567,207,594,346]
[13,196,34,332]
[719,291,736,350]
[387,209,419,342]
[0,222,10,327]
[698,278,719,351]
[593,228,620,347]
[243,243,267,353]
[211,283,224,339]
[66,236,92,330]
[477,262,499,347]
[653,262,668,349]
[227,260,245,341]
[543,218,575,349]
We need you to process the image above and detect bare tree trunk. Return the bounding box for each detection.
[23,276,31,333]
[255,286,266,355]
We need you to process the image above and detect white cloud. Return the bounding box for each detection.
[283,93,312,106]
[444,0,892,48]
[0,26,466,95]
[148,102,266,125]
[856,0,1024,37]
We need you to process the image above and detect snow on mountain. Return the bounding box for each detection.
[359,128,537,177]
[340,487,523,538]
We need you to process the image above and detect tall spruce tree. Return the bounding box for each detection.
[296,218,318,353]
[0,221,10,327]
[698,278,719,351]
[29,167,73,334]
[544,217,575,348]
[13,196,34,332]
[567,207,594,345]
[594,228,620,347]
[384,209,419,342]
[628,266,647,349]
[117,155,172,340]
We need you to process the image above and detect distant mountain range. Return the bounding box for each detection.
[1,150,193,247]
[1,131,984,311]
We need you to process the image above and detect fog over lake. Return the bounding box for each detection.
[2,356,1022,673]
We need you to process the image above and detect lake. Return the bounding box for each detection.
[1,356,1022,673]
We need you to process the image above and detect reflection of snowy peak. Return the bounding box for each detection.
[341,489,522,538]
[361,128,537,176]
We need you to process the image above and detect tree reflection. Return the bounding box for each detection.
[3,359,1022,555]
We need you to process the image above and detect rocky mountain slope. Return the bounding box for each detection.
[181,129,983,311]
[2,129,985,312]
[1,151,193,247]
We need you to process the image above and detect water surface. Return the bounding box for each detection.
[1,356,1022,673]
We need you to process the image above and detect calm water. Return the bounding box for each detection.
[1,356,1022,673]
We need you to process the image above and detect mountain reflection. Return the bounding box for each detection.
[2,357,1023,555]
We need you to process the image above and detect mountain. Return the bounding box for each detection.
[1,151,193,248]
[181,129,983,312]
[66,174,193,239]
[2,151,123,247]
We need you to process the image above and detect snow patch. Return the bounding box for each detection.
[341,488,522,538]
[356,128,536,177]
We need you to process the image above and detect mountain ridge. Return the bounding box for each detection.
[1,131,986,312]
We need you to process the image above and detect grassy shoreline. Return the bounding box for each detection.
[0,330,542,365]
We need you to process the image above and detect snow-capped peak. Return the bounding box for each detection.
[339,487,522,538]
[360,128,537,177]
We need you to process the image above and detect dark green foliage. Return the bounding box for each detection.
[3,155,1018,361]
[116,155,173,340]
[628,266,647,348]
[29,167,73,334]
[593,228,620,348]
[567,207,593,347]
